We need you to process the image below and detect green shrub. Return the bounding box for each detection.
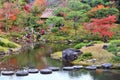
[77,52,93,61]
[88,41,103,44]
[8,42,17,48]
[107,40,120,55]
[112,56,120,63]
[74,43,87,49]
[51,27,59,33]
[0,41,7,47]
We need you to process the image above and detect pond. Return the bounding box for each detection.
[0,42,120,80]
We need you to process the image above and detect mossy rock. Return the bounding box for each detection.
[50,51,62,60]
[117,52,120,57]
[0,46,8,53]
[0,37,21,48]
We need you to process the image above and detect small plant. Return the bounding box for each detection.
[81,52,92,60]
[75,52,93,61]
[88,41,103,44]
[112,56,120,63]
[51,27,59,33]
[74,43,87,49]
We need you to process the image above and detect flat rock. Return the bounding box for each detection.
[48,67,60,71]
[1,71,14,76]
[73,65,83,69]
[40,69,52,74]
[102,63,112,68]
[63,66,74,71]
[85,66,97,70]
[28,69,39,73]
[16,70,29,76]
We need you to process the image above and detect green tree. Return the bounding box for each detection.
[88,8,119,19]
[66,11,86,38]
[46,16,65,28]
[53,7,70,17]
[68,0,91,11]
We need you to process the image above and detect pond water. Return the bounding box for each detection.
[0,42,120,80]
[0,69,120,80]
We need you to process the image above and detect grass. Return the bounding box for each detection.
[0,46,8,53]
[78,43,114,65]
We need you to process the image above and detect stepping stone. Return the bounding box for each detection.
[85,66,97,70]
[1,71,14,76]
[48,67,60,71]
[40,69,52,74]
[16,70,29,76]
[63,66,74,71]
[28,69,39,73]
[73,65,83,69]
[102,63,112,69]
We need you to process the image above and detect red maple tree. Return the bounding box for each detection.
[23,3,32,13]
[0,2,20,31]
[84,15,117,42]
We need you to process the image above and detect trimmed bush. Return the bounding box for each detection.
[112,56,120,63]
[107,40,120,55]
[75,52,93,61]
[74,43,87,49]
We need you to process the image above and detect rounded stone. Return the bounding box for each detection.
[28,69,39,73]
[1,71,14,76]
[85,66,97,70]
[16,70,29,76]
[48,67,60,71]
[63,66,74,71]
[102,63,112,69]
[40,69,52,74]
[73,65,83,69]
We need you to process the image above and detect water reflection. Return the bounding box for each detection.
[0,70,120,80]
[0,42,74,70]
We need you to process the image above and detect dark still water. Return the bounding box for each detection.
[0,42,120,80]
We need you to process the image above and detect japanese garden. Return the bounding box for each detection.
[0,0,120,80]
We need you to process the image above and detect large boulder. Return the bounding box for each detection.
[62,48,83,62]
[102,45,108,49]
[102,63,112,69]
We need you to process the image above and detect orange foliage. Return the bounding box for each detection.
[33,0,47,6]
[90,5,109,12]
